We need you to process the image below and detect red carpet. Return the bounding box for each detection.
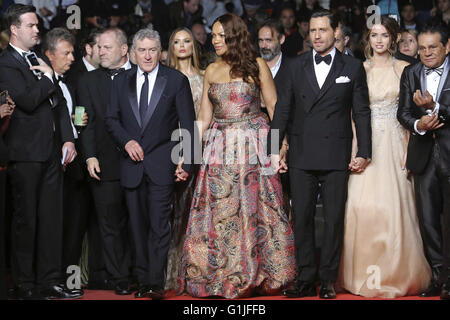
[78,289,441,300]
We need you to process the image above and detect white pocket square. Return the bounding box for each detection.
[335,76,351,83]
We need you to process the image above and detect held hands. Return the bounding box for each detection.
[175,160,189,182]
[270,154,288,174]
[86,157,101,181]
[62,142,76,167]
[125,140,144,162]
[29,58,53,77]
[348,157,370,173]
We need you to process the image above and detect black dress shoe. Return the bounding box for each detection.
[40,284,84,300]
[148,286,164,300]
[419,281,441,297]
[115,281,132,295]
[440,282,450,300]
[319,281,336,299]
[134,285,149,298]
[16,287,41,300]
[283,281,317,298]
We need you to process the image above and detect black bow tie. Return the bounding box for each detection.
[107,67,125,77]
[424,66,444,76]
[56,75,67,83]
[315,53,332,65]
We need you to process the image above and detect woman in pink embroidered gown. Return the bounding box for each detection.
[177,14,296,299]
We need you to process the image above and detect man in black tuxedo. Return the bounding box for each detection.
[43,27,92,294]
[66,28,102,90]
[77,27,132,295]
[105,28,195,300]
[0,4,81,300]
[269,10,372,299]
[397,25,450,299]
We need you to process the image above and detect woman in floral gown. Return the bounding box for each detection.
[177,14,296,299]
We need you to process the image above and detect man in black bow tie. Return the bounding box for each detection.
[77,27,132,295]
[397,24,450,300]
[269,9,371,299]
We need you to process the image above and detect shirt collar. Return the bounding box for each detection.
[313,47,336,63]
[82,57,96,72]
[272,53,282,70]
[121,59,132,71]
[9,42,31,56]
[137,63,159,78]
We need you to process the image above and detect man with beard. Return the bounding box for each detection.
[257,19,293,212]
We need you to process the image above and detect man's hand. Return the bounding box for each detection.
[0,103,13,118]
[62,142,76,166]
[29,58,53,76]
[349,157,370,173]
[413,90,435,110]
[279,146,288,174]
[417,114,444,132]
[72,112,88,126]
[86,157,101,181]
[125,140,144,162]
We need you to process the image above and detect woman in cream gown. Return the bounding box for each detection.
[164,27,204,291]
[338,18,431,298]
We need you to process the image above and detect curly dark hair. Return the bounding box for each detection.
[213,14,260,86]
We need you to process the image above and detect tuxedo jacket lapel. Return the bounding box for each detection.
[141,67,167,133]
[303,52,320,96]
[127,69,141,127]
[436,57,449,101]
[7,45,28,68]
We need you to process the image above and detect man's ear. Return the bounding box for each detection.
[122,44,129,56]
[85,44,92,57]
[344,35,350,46]
[45,50,53,62]
[280,34,286,45]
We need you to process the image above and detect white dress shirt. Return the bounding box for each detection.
[136,64,159,107]
[313,47,336,89]
[270,53,283,79]
[110,59,132,80]
[82,57,97,72]
[414,59,448,135]
[55,72,78,139]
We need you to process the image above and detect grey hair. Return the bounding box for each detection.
[132,28,161,50]
[102,27,128,46]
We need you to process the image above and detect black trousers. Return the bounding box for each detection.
[414,142,450,282]
[289,168,349,282]
[89,179,130,284]
[8,146,63,290]
[0,170,7,299]
[61,173,93,279]
[125,175,174,287]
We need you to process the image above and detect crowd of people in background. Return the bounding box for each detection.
[0,0,449,301]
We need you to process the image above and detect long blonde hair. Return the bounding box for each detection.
[167,27,202,74]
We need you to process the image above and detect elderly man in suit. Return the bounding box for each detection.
[105,28,195,300]
[397,25,450,299]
